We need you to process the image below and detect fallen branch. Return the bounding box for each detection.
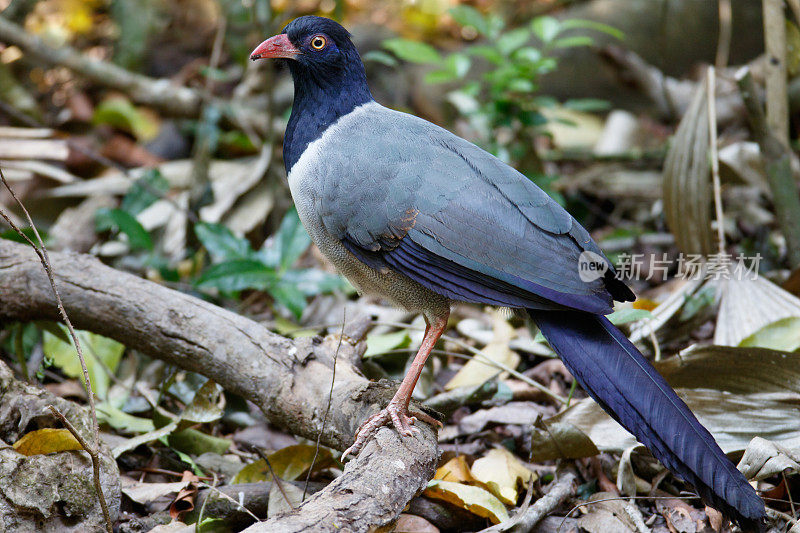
[481,467,578,533]
[0,239,439,532]
[0,16,200,115]
[0,15,276,135]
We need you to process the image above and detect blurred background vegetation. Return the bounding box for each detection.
[3,0,800,531]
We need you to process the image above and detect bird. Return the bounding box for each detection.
[250,16,765,529]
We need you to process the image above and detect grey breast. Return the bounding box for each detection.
[286,102,450,318]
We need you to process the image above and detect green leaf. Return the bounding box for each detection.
[280,268,347,296]
[364,330,410,358]
[383,38,442,64]
[275,207,312,270]
[739,317,800,352]
[195,222,253,262]
[507,78,535,93]
[362,50,398,67]
[448,5,489,35]
[552,36,594,49]
[607,308,651,326]
[44,327,125,400]
[270,283,308,319]
[93,96,158,141]
[121,169,169,216]
[425,54,470,84]
[96,208,153,250]
[96,403,155,434]
[496,28,530,56]
[469,45,504,65]
[425,69,459,84]
[196,259,278,292]
[512,46,542,64]
[560,19,624,41]
[563,98,611,112]
[169,428,231,455]
[531,16,561,44]
[448,53,471,77]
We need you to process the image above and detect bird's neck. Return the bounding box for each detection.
[284,60,373,172]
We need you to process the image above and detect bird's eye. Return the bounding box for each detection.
[310,35,327,50]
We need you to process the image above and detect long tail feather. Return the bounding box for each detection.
[529,309,765,530]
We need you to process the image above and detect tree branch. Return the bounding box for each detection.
[0,15,276,135]
[0,239,439,532]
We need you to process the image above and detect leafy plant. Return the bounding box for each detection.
[378,8,622,199]
[194,208,347,318]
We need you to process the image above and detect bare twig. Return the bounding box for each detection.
[253,447,295,510]
[716,0,732,68]
[304,309,345,501]
[482,467,577,532]
[707,67,726,255]
[0,168,112,531]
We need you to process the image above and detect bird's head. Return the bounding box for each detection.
[250,16,365,90]
[251,16,373,171]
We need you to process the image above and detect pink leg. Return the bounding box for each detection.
[341,311,448,460]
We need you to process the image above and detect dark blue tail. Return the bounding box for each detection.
[529,309,765,530]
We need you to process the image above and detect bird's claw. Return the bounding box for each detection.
[342,402,439,461]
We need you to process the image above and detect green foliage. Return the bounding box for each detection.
[96,208,153,251]
[43,327,125,400]
[194,208,347,318]
[92,170,345,318]
[380,8,622,200]
[121,169,169,216]
[93,97,159,141]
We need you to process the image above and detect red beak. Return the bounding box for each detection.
[250,34,300,61]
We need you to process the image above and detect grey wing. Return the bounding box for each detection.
[317,106,633,314]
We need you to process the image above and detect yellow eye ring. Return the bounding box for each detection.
[310,35,327,50]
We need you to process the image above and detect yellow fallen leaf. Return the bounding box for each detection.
[470,448,536,505]
[13,428,83,456]
[231,444,333,484]
[434,455,476,484]
[446,312,519,390]
[425,480,509,524]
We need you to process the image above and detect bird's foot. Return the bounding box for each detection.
[341,401,441,460]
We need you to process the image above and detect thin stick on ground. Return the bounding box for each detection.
[253,447,295,510]
[707,66,726,255]
[304,308,345,501]
[0,168,113,532]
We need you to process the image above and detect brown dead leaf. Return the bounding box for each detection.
[575,492,637,533]
[169,471,199,520]
[395,514,440,533]
[655,496,704,533]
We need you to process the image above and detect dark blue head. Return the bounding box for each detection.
[251,16,374,172]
